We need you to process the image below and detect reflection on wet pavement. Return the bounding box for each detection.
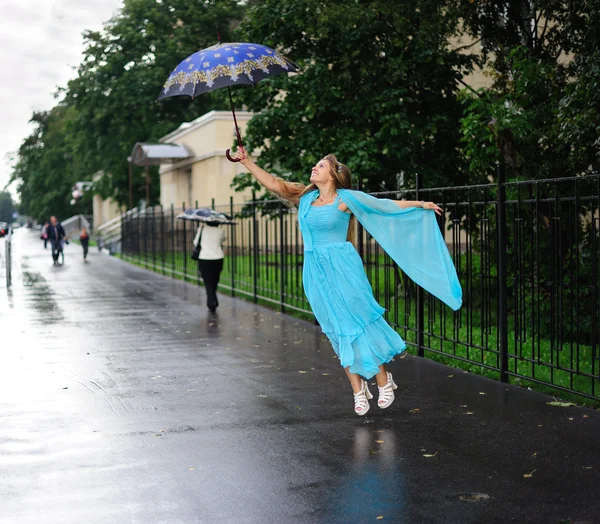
[1,230,599,524]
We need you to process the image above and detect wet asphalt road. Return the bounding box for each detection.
[1,230,599,524]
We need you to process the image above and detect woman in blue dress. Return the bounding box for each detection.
[234,148,462,416]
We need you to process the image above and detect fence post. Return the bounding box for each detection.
[230,196,235,297]
[120,211,125,257]
[136,208,140,259]
[357,177,364,260]
[279,201,285,312]
[252,191,258,303]
[144,205,149,268]
[151,206,156,272]
[5,234,11,288]
[496,163,509,382]
[416,174,425,357]
[182,202,187,281]
[160,206,165,274]
[171,204,175,278]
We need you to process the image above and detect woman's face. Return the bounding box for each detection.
[310,159,333,185]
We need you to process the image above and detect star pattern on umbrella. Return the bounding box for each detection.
[159,42,298,96]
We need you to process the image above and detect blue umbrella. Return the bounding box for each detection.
[158,40,298,162]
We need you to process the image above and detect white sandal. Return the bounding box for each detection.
[353,380,373,416]
[378,372,398,409]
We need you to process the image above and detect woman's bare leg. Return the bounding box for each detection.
[344,367,364,393]
[375,365,389,387]
[346,365,390,390]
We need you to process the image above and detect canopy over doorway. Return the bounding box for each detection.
[128,142,193,208]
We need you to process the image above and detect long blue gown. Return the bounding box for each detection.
[299,189,462,379]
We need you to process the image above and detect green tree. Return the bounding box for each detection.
[0,191,15,223]
[64,0,243,207]
[10,105,85,222]
[232,0,475,195]
[456,0,600,180]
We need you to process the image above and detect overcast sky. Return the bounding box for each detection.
[0,0,123,199]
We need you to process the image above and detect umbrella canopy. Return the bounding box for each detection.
[176,208,236,225]
[158,42,298,100]
[158,42,298,162]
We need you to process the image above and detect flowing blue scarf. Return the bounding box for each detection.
[298,189,462,311]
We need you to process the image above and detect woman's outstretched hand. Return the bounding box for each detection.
[232,146,250,166]
[423,202,443,216]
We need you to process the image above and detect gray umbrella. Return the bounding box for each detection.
[176,208,236,225]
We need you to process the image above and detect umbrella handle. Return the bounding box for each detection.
[225,149,241,163]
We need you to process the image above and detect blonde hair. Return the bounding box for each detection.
[274,154,356,244]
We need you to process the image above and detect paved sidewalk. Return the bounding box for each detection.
[1,230,599,524]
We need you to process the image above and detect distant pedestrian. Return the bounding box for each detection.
[47,216,66,265]
[80,227,90,262]
[41,221,49,249]
[194,221,226,313]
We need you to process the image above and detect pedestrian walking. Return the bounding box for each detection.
[47,216,66,265]
[41,221,49,249]
[80,227,90,262]
[234,147,462,416]
[193,221,226,313]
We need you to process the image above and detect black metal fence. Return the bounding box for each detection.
[120,168,600,401]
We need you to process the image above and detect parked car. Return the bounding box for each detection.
[11,222,21,229]
[0,222,9,237]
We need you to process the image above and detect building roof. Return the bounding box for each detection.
[129,143,193,166]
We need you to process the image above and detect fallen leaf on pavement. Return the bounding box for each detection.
[376,440,384,444]
[423,452,438,458]
[546,401,576,407]
[523,470,536,478]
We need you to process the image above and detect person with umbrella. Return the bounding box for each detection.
[193,218,227,313]
[232,147,462,416]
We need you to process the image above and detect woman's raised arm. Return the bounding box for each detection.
[232,147,300,205]
[395,200,443,216]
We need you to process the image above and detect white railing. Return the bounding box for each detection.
[97,207,140,254]
[62,214,91,239]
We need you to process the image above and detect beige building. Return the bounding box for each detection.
[92,171,123,231]
[158,110,254,209]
